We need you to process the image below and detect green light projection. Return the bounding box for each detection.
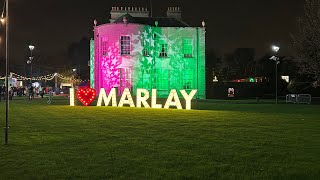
[131,26,205,98]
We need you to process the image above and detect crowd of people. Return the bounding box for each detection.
[0,85,54,101]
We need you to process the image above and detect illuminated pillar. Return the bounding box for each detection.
[70,88,75,106]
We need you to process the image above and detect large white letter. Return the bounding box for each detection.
[164,89,182,109]
[70,88,75,106]
[151,89,162,108]
[137,89,150,108]
[180,90,197,110]
[118,88,135,107]
[97,88,117,106]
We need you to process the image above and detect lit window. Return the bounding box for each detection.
[183,69,193,89]
[101,37,108,56]
[142,73,151,89]
[159,42,168,58]
[120,68,131,87]
[120,36,131,55]
[183,38,193,58]
[157,69,168,90]
[142,40,150,57]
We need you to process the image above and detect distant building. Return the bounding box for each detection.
[90,6,206,98]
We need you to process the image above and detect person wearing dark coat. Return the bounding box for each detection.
[0,86,2,101]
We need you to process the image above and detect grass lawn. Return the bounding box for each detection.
[0,96,319,179]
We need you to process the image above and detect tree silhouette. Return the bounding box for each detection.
[291,0,320,87]
[67,37,90,80]
[219,48,256,81]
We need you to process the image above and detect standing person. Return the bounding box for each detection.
[3,85,6,100]
[28,85,33,100]
[13,87,17,97]
[31,85,35,99]
[28,85,31,100]
[9,87,13,100]
[47,87,53,104]
[18,87,21,96]
[0,85,2,102]
[39,86,44,98]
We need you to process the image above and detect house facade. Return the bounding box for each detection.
[90,7,206,99]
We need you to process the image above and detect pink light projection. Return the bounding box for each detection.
[100,45,121,93]
[94,24,140,95]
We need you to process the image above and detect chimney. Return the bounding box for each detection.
[166,7,181,19]
[110,6,150,23]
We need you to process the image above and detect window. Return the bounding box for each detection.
[183,69,193,89]
[101,37,108,56]
[183,38,193,58]
[120,36,131,55]
[143,49,150,57]
[159,42,168,58]
[142,73,151,89]
[120,68,132,88]
[142,40,150,57]
[157,69,169,90]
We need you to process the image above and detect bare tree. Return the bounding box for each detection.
[291,0,320,87]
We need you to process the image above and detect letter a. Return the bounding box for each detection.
[97,88,117,106]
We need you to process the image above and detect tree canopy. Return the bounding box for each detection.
[291,0,320,87]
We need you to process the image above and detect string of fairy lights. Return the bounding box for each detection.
[0,72,86,83]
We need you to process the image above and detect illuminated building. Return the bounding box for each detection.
[90,7,206,99]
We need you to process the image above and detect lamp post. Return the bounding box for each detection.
[54,73,58,94]
[4,0,9,145]
[270,45,280,104]
[72,68,77,87]
[28,45,35,84]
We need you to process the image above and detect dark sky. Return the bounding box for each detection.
[2,0,304,70]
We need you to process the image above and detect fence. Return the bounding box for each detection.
[286,94,311,104]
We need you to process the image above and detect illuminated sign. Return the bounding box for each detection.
[70,88,197,110]
[76,88,96,106]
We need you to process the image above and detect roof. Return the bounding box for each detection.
[113,14,190,27]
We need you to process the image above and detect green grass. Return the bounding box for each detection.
[0,96,319,179]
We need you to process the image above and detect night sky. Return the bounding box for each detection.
[1,0,304,71]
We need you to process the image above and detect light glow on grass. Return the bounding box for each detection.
[0,96,319,179]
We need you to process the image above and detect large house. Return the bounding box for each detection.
[90,6,206,99]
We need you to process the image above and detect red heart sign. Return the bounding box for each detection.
[76,88,96,106]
